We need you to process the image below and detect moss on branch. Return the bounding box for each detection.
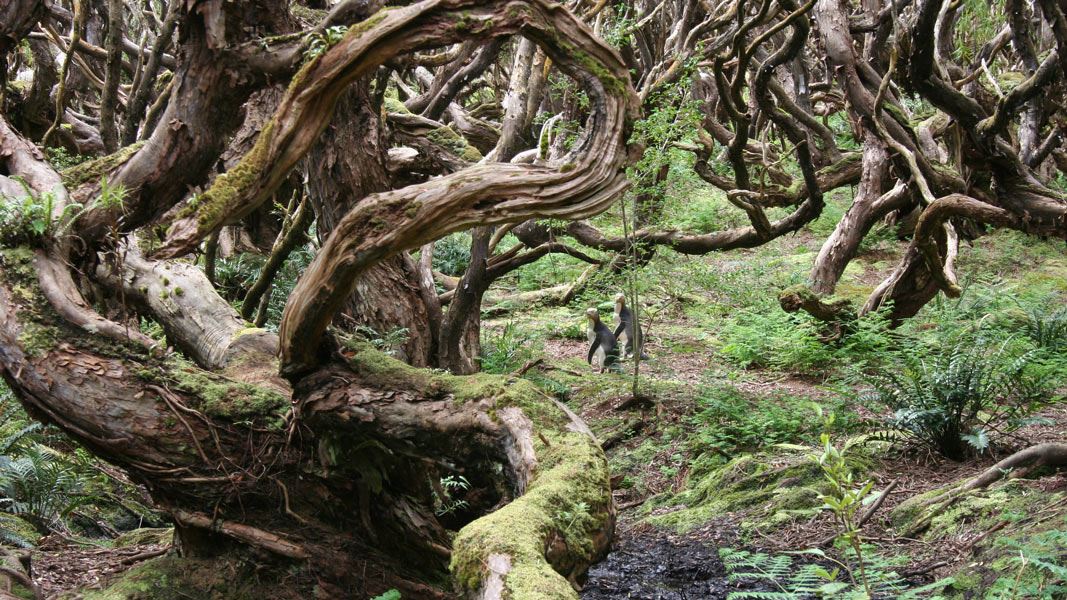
[450,432,611,599]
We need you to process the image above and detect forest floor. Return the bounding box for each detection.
[32,532,170,598]
[474,189,1067,598]
[13,191,1067,598]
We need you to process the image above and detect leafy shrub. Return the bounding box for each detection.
[45,147,89,170]
[864,340,1052,460]
[432,233,471,277]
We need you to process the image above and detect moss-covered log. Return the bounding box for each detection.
[0,246,613,597]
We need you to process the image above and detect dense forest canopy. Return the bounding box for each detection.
[0,0,1066,597]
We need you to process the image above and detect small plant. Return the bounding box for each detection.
[370,589,401,600]
[813,429,874,596]
[431,475,470,517]
[479,322,537,374]
[305,25,348,60]
[864,339,1051,460]
[556,500,593,549]
[95,176,126,211]
[351,325,410,357]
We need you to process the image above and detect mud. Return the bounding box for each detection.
[581,524,748,600]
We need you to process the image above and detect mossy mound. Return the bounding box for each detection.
[136,355,290,429]
[345,342,575,426]
[450,430,612,599]
[61,142,145,189]
[72,554,306,600]
[889,476,1067,598]
[111,528,173,549]
[426,126,483,162]
[644,441,882,533]
[0,513,42,547]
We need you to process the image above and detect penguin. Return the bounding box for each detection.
[585,308,619,373]
[613,293,648,360]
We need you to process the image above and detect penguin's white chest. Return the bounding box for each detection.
[593,344,606,367]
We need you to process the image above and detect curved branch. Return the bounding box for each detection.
[911,194,1022,296]
[273,0,641,376]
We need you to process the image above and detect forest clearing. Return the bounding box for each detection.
[1,0,1066,598]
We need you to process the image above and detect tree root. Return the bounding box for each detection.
[899,443,1067,538]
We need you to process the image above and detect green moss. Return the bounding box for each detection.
[453,11,494,34]
[343,344,610,596]
[891,479,1061,541]
[0,513,42,546]
[426,126,483,162]
[382,96,411,115]
[17,321,59,357]
[139,356,288,428]
[559,162,577,173]
[404,200,422,219]
[345,343,568,425]
[232,327,263,339]
[112,527,173,548]
[75,554,282,600]
[289,3,327,23]
[0,247,40,295]
[60,142,145,189]
[645,442,880,533]
[174,120,277,239]
[450,432,610,598]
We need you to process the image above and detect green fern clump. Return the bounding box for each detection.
[1024,306,1067,352]
[432,232,472,277]
[864,339,1052,460]
[985,528,1067,599]
[720,547,950,599]
[720,309,833,374]
[479,322,540,374]
[688,386,859,458]
[0,445,84,532]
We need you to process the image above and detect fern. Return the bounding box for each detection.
[720,547,951,599]
[864,339,1051,459]
[0,444,85,532]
